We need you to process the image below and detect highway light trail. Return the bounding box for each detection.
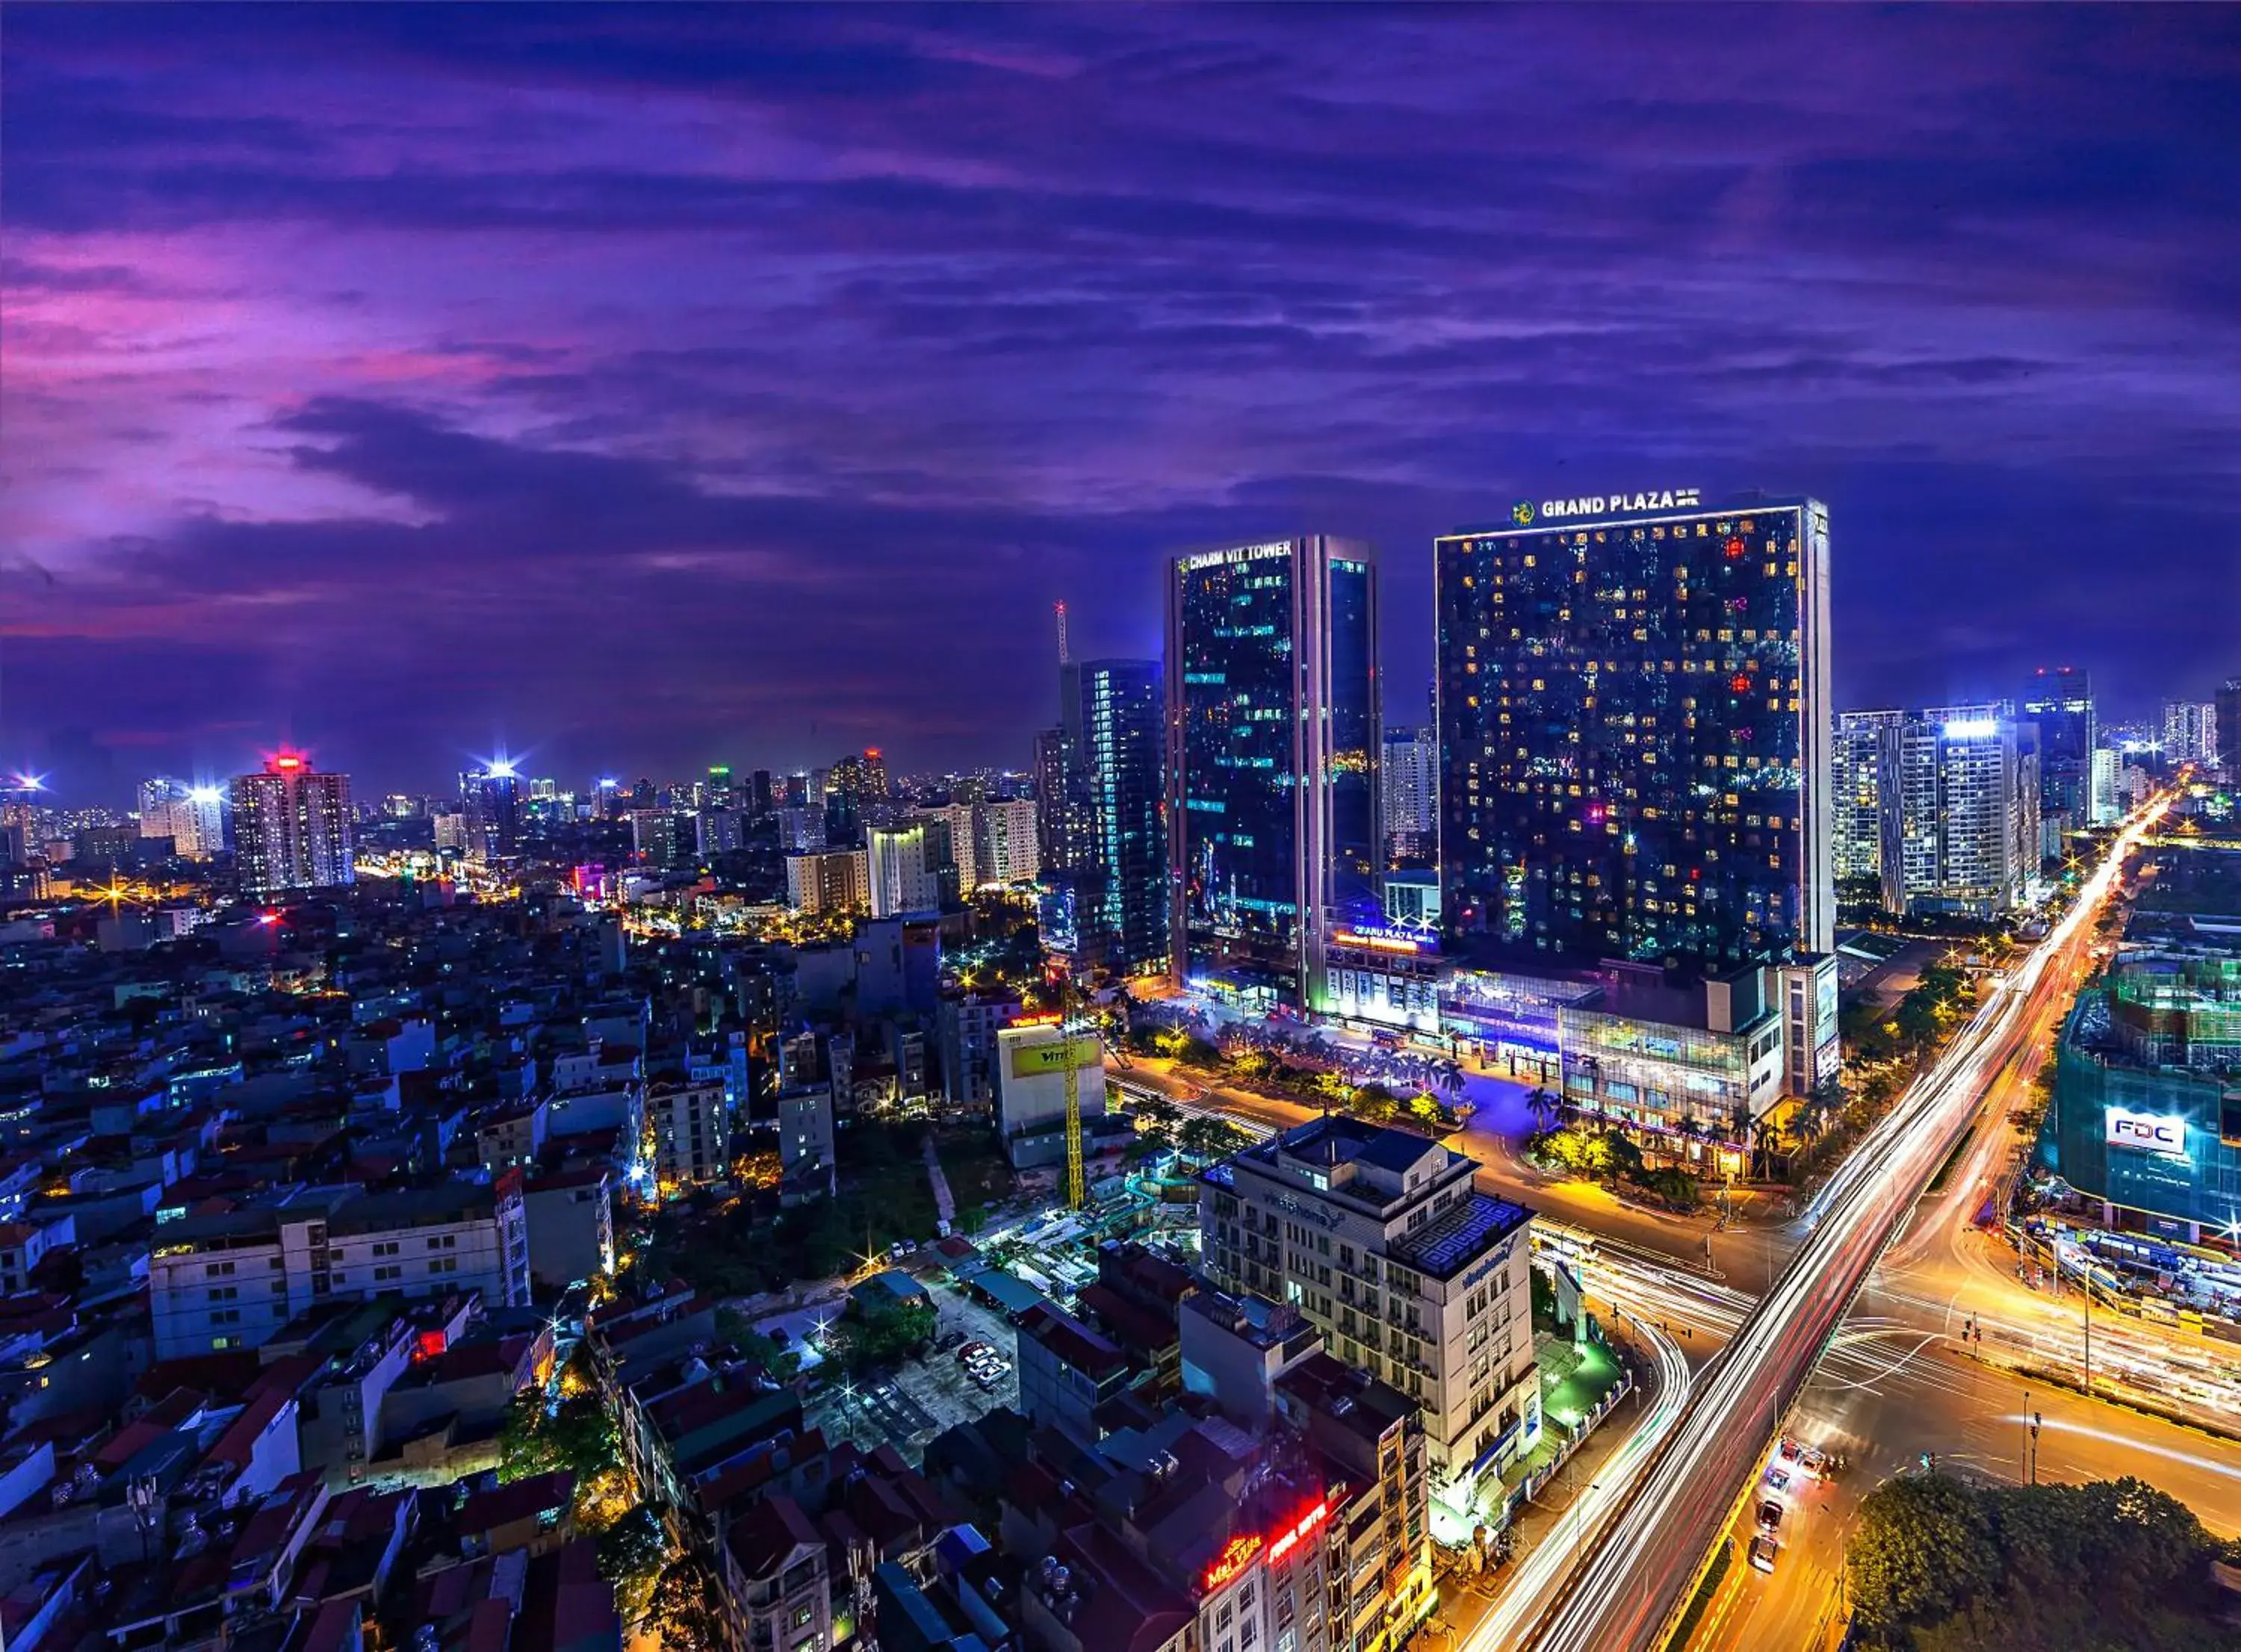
[1464,1289,1693,1648]
[1501,800,2167,1652]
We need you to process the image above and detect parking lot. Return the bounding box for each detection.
[801,1279,1022,1464]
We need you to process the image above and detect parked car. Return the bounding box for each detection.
[938,1330,966,1352]
[1756,1500,1783,1536]
[957,1342,988,1363]
[1800,1447,1829,1478]
[1748,1535,1778,1574]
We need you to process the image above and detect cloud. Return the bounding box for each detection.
[1,4,2236,789]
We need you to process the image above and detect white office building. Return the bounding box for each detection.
[1199,1117,1537,1494]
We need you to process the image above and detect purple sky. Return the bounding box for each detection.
[4,4,2237,795]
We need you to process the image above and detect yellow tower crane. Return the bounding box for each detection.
[1053,968,1093,1210]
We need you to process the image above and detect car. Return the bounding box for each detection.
[957,1342,988,1363]
[1748,1535,1778,1574]
[1756,1500,1783,1536]
[938,1330,965,1352]
[1800,1447,1829,1478]
[1776,1437,1803,1465]
[1764,1466,1791,1494]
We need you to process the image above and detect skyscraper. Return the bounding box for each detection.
[459,761,522,864]
[1380,724,1437,864]
[1436,491,1833,972]
[232,754,353,894]
[1832,709,1903,914]
[1058,659,1167,973]
[2024,665,2095,822]
[1894,705,2037,916]
[1168,537,1378,1010]
[2219,679,2241,781]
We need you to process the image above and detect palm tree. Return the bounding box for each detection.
[1749,1113,1790,1181]
[1526,1088,1563,1135]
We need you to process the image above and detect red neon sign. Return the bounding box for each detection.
[1265,1498,1329,1566]
[1200,1533,1262,1593]
[1009,1012,1063,1028]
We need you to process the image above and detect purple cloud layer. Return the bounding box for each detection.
[3,4,2237,792]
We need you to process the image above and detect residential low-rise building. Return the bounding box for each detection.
[149,1179,530,1360]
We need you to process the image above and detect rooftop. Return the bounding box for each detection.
[1389,1191,1534,1280]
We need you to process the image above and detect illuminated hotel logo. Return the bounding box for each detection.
[1515,487,1704,524]
[1200,1533,1262,1592]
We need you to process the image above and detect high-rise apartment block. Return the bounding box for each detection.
[2090,747,2124,827]
[137,778,225,860]
[973,796,1042,886]
[232,754,354,895]
[1895,704,2039,917]
[1436,491,1834,971]
[1832,709,1903,913]
[867,819,955,917]
[784,848,869,915]
[1380,725,1437,863]
[2163,699,2219,770]
[1200,1117,1537,1494]
[1169,538,1380,1010]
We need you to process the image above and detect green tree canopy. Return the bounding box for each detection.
[1847,1473,2002,1635]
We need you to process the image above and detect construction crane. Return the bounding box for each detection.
[1058,967,1088,1209]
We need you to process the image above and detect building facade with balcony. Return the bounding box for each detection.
[1197,1117,1537,1494]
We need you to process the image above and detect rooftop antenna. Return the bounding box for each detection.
[1054,600,1071,668]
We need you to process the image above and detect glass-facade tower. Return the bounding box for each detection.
[1168,538,1379,1010]
[1059,659,1168,973]
[1436,494,1832,972]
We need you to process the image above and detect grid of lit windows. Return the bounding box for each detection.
[1436,501,1826,970]
[1168,538,1379,1009]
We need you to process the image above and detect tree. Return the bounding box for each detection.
[828,1297,937,1374]
[1132,1093,1184,1141]
[1177,1115,1249,1164]
[1846,1474,2002,1639]
[498,1391,621,1484]
[1526,1088,1564,1134]
[595,1504,669,1616]
[1352,1083,1400,1123]
[645,1557,728,1650]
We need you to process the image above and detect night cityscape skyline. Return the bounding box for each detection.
[5,6,2238,790]
[1,14,2239,1652]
